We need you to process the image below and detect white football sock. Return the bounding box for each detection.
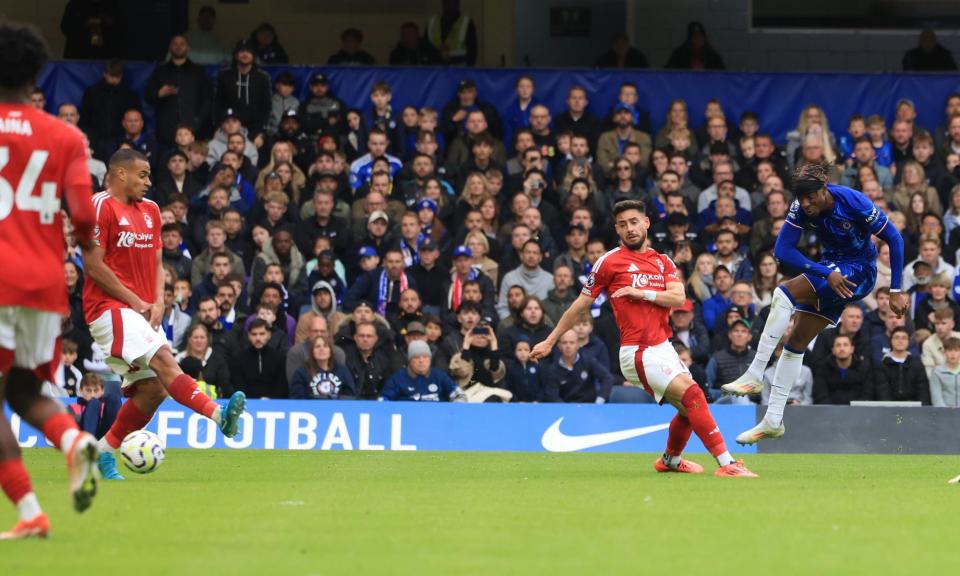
[96,437,114,454]
[211,406,222,425]
[764,346,805,428]
[16,493,42,521]
[716,451,735,466]
[663,453,682,468]
[747,286,795,381]
[59,429,79,455]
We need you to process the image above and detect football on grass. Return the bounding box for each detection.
[120,430,165,474]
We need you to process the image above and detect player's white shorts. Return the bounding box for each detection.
[619,340,691,404]
[0,306,61,382]
[89,308,168,388]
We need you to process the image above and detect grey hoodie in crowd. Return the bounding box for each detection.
[206,126,259,167]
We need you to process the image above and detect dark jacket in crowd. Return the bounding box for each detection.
[503,358,545,402]
[439,97,503,143]
[295,215,352,261]
[343,268,418,314]
[179,349,232,398]
[215,62,272,138]
[875,353,931,405]
[389,39,442,66]
[230,338,289,399]
[145,58,214,144]
[80,79,141,160]
[543,354,614,403]
[812,357,873,405]
[342,345,403,400]
[380,367,460,401]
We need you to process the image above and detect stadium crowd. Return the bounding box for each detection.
[42,14,960,408]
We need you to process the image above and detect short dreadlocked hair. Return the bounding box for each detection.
[793,161,831,186]
[0,22,48,90]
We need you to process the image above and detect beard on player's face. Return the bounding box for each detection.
[620,229,646,250]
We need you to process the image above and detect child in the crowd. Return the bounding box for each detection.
[423,314,444,346]
[839,114,865,166]
[366,81,396,137]
[930,336,960,407]
[503,337,545,402]
[418,107,444,155]
[61,338,82,397]
[739,111,759,139]
[865,114,893,167]
[267,71,299,136]
[398,105,420,159]
[71,373,121,440]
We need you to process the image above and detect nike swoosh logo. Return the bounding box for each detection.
[540,417,670,452]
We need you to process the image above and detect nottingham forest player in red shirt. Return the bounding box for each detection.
[531,200,757,477]
[0,22,101,540]
[81,149,247,481]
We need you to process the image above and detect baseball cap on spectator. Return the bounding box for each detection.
[416,198,438,213]
[221,107,239,122]
[358,246,378,259]
[234,42,255,57]
[614,102,632,114]
[282,109,298,120]
[264,171,280,182]
[316,170,338,181]
[731,318,752,331]
[310,72,328,85]
[318,250,335,262]
[167,149,188,163]
[458,79,476,92]
[404,321,426,336]
[276,71,296,87]
[355,300,375,312]
[452,245,473,259]
[672,299,694,314]
[368,210,389,225]
[408,340,432,360]
[421,240,438,252]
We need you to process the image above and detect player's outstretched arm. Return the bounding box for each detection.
[773,221,835,279]
[82,243,150,312]
[530,293,595,361]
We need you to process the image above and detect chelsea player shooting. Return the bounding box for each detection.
[722,161,907,444]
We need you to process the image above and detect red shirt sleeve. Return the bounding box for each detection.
[93,198,114,249]
[582,253,614,298]
[61,128,95,241]
[661,254,680,284]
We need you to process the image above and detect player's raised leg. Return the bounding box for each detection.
[661,374,758,477]
[721,278,809,396]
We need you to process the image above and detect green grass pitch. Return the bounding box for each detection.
[1,450,959,575]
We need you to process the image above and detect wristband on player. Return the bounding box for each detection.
[641,290,657,301]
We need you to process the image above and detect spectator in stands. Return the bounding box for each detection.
[381,340,465,401]
[786,106,838,169]
[595,31,648,68]
[115,109,158,169]
[250,227,305,299]
[504,337,544,402]
[193,296,228,346]
[289,334,355,400]
[701,264,733,333]
[207,109,259,168]
[543,329,613,403]
[215,43,272,145]
[876,326,930,404]
[349,129,402,190]
[811,303,871,365]
[441,80,503,145]
[185,5,229,65]
[265,74,300,138]
[706,317,755,403]
[426,0,478,66]
[670,299,710,366]
[145,34,213,146]
[814,334,872,404]
[903,236,953,291]
[500,296,551,354]
[921,307,960,376]
[73,373,120,441]
[161,223,191,282]
[713,229,753,280]
[553,86,602,152]
[930,336,960,407]
[57,103,79,126]
[289,313,346,376]
[572,312,610,370]
[497,241,552,318]
[665,21,725,70]
[537,263,574,324]
[890,119,914,167]
[231,318,289,399]
[903,29,957,71]
[342,318,402,399]
[161,282,191,351]
[914,272,958,332]
[390,21,441,65]
[894,162,942,216]
[154,151,201,208]
[866,114,894,167]
[327,28,376,65]
[449,321,511,402]
[191,222,245,285]
[248,22,288,64]
[344,249,416,317]
[503,76,540,148]
[841,137,894,190]
[597,104,652,178]
[295,188,351,258]
[299,73,345,139]
[28,87,45,112]
[175,324,231,397]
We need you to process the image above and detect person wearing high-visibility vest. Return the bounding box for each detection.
[426,0,478,66]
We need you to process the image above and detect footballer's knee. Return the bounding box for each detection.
[133,378,168,411]
[148,347,182,384]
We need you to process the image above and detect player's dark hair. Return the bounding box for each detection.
[613,199,647,218]
[109,148,148,169]
[0,22,48,90]
[793,161,831,195]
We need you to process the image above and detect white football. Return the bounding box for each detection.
[119,430,165,474]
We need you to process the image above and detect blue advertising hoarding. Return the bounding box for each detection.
[6,401,757,453]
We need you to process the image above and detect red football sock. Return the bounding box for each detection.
[167,373,218,419]
[0,459,32,504]
[41,413,78,451]
[103,400,154,450]
[665,413,693,457]
[680,385,728,457]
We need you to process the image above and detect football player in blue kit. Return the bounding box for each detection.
[722,161,908,443]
